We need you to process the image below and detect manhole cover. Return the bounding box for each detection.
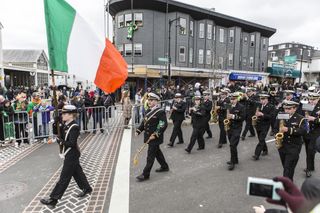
[0,182,28,201]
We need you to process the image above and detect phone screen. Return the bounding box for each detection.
[249,183,273,198]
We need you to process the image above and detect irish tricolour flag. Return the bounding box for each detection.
[44,0,127,93]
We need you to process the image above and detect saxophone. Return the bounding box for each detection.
[223,108,230,132]
[210,100,218,124]
[252,107,260,127]
[275,120,284,149]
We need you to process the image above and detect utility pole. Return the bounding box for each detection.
[168,17,180,83]
[299,48,304,84]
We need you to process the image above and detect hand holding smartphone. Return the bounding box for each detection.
[247,177,284,201]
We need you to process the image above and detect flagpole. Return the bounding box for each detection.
[51,69,62,154]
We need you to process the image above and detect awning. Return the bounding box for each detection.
[229,72,262,81]
[267,67,300,78]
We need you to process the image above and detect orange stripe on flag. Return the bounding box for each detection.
[94,39,128,93]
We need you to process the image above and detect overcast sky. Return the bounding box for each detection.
[0,0,319,79]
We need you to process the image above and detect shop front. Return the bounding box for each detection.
[267,66,301,84]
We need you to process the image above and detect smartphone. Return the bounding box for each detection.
[247,177,284,200]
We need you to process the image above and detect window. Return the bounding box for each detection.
[229,29,234,43]
[250,34,255,47]
[134,13,143,27]
[262,38,267,50]
[218,57,224,69]
[219,28,224,43]
[199,23,205,38]
[308,50,311,57]
[213,26,216,40]
[198,49,204,64]
[289,44,293,48]
[190,21,194,37]
[249,57,254,67]
[118,15,124,28]
[300,49,303,55]
[285,49,290,56]
[271,52,276,58]
[179,18,187,35]
[206,50,211,65]
[228,53,233,66]
[295,45,299,47]
[134,43,142,56]
[117,44,124,55]
[189,48,193,63]
[279,44,286,49]
[124,43,132,56]
[244,36,248,45]
[243,57,247,66]
[268,46,273,51]
[207,24,212,39]
[179,46,186,62]
[261,62,265,72]
[125,14,132,26]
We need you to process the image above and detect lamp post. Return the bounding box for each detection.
[299,48,304,84]
[168,17,181,83]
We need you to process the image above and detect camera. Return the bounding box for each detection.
[247,177,284,201]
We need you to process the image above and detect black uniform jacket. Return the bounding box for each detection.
[61,120,81,161]
[244,95,259,118]
[279,112,307,151]
[229,103,245,129]
[190,104,206,128]
[170,101,186,122]
[136,106,168,145]
[217,97,230,122]
[308,102,320,137]
[256,103,275,129]
[202,99,213,120]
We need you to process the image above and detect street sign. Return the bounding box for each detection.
[284,55,297,64]
[158,57,168,62]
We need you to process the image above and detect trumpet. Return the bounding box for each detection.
[275,120,284,149]
[223,108,230,132]
[252,107,260,127]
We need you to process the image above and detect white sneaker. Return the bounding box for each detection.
[15,142,19,148]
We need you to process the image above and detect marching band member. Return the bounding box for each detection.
[304,93,320,177]
[252,93,275,160]
[135,93,169,182]
[203,91,213,139]
[216,88,230,148]
[241,87,258,141]
[185,95,206,153]
[168,93,186,147]
[226,92,245,171]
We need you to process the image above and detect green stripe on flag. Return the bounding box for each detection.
[44,0,76,72]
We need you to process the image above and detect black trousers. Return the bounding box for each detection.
[15,123,28,144]
[143,144,168,177]
[279,148,301,181]
[241,117,255,138]
[169,119,184,144]
[254,127,269,157]
[218,120,227,145]
[305,134,318,171]
[187,127,205,151]
[228,128,242,164]
[93,111,103,129]
[204,121,212,137]
[50,159,91,200]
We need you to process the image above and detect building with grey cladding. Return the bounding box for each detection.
[109,0,276,90]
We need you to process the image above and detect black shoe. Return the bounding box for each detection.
[155,167,169,172]
[252,155,259,161]
[228,164,235,171]
[167,143,174,147]
[261,151,268,156]
[185,148,191,154]
[92,130,96,134]
[177,141,184,144]
[76,188,92,197]
[100,129,104,133]
[227,161,238,165]
[40,198,58,207]
[248,135,255,138]
[241,137,245,141]
[136,174,149,182]
[217,144,223,149]
[206,136,212,139]
[306,170,312,178]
